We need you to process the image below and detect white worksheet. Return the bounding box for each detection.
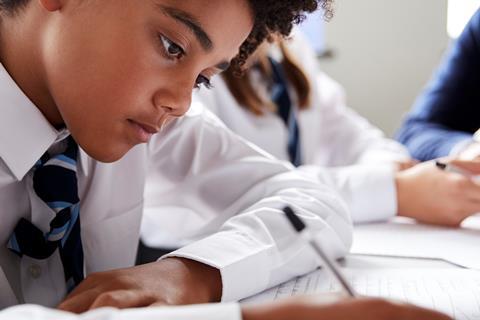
[243,268,480,320]
[351,216,480,269]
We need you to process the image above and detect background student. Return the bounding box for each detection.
[0,0,450,319]
[184,30,480,228]
[396,9,480,162]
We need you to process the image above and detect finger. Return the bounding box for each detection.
[89,290,158,310]
[449,159,480,174]
[400,304,452,320]
[379,299,452,320]
[149,301,168,307]
[63,277,98,301]
[58,288,100,314]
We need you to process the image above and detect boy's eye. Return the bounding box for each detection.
[158,34,185,60]
[194,74,213,90]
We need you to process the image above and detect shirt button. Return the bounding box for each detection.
[28,264,42,279]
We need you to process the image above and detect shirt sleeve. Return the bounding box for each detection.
[145,107,352,302]
[313,72,411,166]
[279,42,401,223]
[286,33,411,167]
[299,164,397,224]
[0,303,242,320]
[396,9,480,161]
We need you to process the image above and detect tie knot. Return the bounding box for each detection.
[36,136,78,169]
[33,135,79,206]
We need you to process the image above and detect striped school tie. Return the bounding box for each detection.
[269,57,303,167]
[7,136,84,291]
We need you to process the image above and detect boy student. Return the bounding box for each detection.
[0,0,449,319]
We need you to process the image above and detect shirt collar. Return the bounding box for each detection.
[0,63,88,180]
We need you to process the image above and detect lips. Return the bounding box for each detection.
[127,119,159,143]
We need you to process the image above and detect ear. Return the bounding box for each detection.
[38,0,63,12]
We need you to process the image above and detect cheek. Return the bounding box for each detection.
[45,20,162,118]
[42,35,159,161]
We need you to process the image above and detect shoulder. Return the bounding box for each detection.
[459,9,480,48]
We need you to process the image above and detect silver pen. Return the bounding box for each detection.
[283,206,357,297]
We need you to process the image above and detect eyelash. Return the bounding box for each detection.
[194,75,213,90]
[158,33,212,90]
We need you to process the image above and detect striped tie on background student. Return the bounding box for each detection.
[269,57,303,167]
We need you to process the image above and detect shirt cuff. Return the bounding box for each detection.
[346,165,397,223]
[0,303,242,320]
[162,230,271,302]
[305,164,397,224]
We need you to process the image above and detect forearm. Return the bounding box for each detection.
[396,121,471,161]
[163,173,352,302]
[148,111,353,301]
[161,257,222,303]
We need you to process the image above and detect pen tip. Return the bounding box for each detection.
[435,160,447,170]
[283,206,306,233]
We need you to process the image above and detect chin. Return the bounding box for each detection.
[82,143,129,163]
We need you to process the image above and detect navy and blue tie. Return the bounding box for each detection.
[7,136,84,291]
[269,57,303,167]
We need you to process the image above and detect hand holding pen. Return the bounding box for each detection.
[435,159,480,184]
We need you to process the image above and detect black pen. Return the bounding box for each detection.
[435,160,480,183]
[283,206,357,297]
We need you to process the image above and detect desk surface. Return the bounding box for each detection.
[244,219,480,319]
[351,216,480,269]
[342,254,457,269]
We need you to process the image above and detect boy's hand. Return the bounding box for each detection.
[242,296,452,320]
[57,257,222,313]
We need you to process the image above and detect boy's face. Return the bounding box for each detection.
[41,0,253,162]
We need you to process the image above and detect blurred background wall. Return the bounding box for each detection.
[302,0,478,136]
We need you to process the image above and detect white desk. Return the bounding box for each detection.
[351,216,480,269]
[341,254,457,269]
[244,219,480,320]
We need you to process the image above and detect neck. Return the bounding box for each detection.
[0,7,64,128]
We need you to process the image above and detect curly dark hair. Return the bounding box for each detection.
[0,0,334,72]
[235,0,333,73]
[0,0,28,13]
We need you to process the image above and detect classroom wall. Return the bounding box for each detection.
[318,0,450,136]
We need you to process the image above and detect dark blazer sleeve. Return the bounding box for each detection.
[396,9,480,161]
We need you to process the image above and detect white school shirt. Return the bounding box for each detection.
[193,32,410,224]
[0,303,242,320]
[0,62,352,319]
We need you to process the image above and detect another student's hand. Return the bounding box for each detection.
[395,159,419,171]
[242,296,451,320]
[57,257,222,313]
[395,159,480,226]
[457,141,480,160]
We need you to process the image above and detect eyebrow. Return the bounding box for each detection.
[158,5,213,51]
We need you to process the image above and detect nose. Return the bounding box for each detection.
[152,83,192,119]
